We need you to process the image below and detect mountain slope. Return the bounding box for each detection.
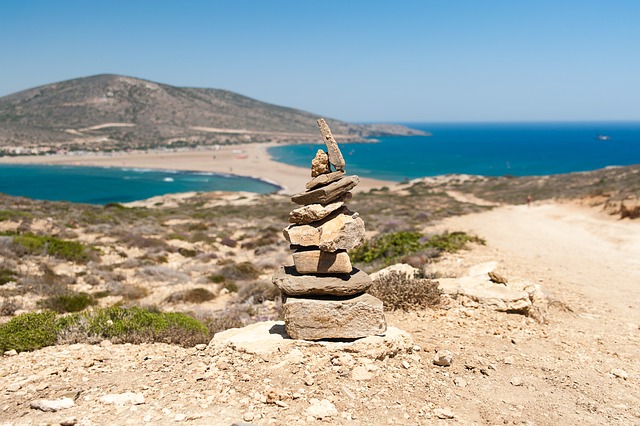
[0,74,425,152]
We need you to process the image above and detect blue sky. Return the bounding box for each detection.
[1,0,639,122]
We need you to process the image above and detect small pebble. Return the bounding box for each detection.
[433,350,453,367]
[510,376,524,386]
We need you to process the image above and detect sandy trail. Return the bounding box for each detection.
[438,202,640,322]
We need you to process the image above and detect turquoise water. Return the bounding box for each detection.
[268,122,640,181]
[0,165,280,204]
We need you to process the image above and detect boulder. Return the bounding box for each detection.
[291,175,359,205]
[283,293,387,340]
[272,265,372,296]
[209,321,413,358]
[306,170,346,190]
[292,248,352,274]
[311,150,330,177]
[438,276,536,313]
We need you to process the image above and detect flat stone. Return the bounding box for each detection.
[438,275,539,314]
[291,175,359,205]
[272,265,372,296]
[289,199,346,225]
[283,293,387,340]
[30,397,75,412]
[311,149,330,177]
[99,392,145,405]
[284,210,365,252]
[292,248,352,274]
[306,170,346,190]
[209,320,413,358]
[317,118,346,170]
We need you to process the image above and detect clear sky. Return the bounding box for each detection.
[1,0,639,123]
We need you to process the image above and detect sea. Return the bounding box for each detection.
[269,122,640,181]
[1,122,639,204]
[0,165,280,204]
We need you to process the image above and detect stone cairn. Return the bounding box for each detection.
[272,118,387,340]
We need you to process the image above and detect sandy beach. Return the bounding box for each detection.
[0,143,394,194]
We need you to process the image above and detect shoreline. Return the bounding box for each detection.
[0,143,395,195]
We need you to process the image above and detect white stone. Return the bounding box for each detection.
[30,397,75,412]
[306,398,338,419]
[99,392,145,405]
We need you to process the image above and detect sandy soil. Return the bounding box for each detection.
[0,144,393,195]
[2,201,639,424]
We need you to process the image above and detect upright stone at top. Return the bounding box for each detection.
[317,118,346,171]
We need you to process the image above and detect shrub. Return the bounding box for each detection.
[165,287,216,304]
[368,271,441,311]
[207,274,226,284]
[58,306,209,347]
[222,281,238,293]
[352,231,486,266]
[0,311,59,353]
[205,312,245,335]
[424,231,486,253]
[236,280,280,304]
[351,231,423,264]
[12,233,91,262]
[0,210,32,222]
[218,261,261,281]
[38,292,96,313]
[0,268,17,285]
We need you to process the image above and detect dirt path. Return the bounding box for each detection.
[437,202,640,322]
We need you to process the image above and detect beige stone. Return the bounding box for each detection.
[311,149,330,177]
[306,170,346,190]
[283,293,387,340]
[272,265,372,296]
[317,119,346,171]
[284,210,365,252]
[292,248,352,274]
[291,175,359,205]
[318,211,365,252]
[288,199,345,225]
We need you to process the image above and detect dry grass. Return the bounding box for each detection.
[368,271,441,311]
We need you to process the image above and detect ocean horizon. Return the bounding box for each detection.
[1,121,639,204]
[270,121,640,181]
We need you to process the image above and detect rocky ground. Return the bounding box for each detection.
[2,199,640,425]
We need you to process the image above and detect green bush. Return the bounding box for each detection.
[424,231,486,253]
[218,261,261,281]
[165,287,216,304]
[59,306,210,347]
[0,311,59,353]
[0,268,17,285]
[37,292,95,313]
[12,233,91,262]
[351,231,423,264]
[0,210,32,222]
[352,231,485,266]
[208,274,226,283]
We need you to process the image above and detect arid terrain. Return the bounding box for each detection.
[1,163,639,425]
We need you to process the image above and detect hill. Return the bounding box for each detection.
[0,74,425,154]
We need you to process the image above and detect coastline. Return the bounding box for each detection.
[0,143,394,195]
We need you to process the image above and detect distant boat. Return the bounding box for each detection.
[596,133,611,141]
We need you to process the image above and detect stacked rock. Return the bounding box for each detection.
[272,119,387,340]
